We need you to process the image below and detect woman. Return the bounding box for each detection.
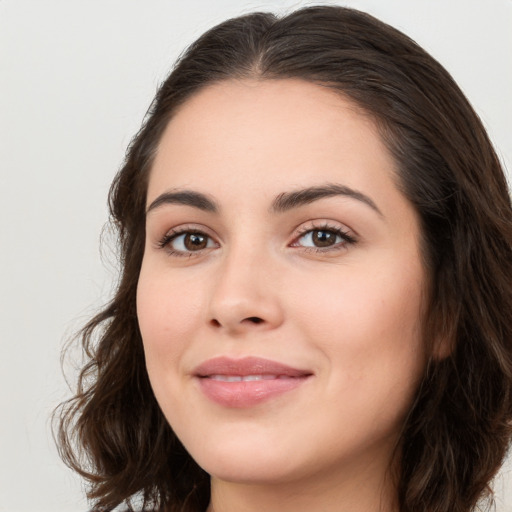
[55,6,512,512]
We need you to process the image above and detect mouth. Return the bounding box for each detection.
[209,374,293,382]
[193,356,313,408]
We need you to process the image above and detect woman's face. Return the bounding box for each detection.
[137,79,426,486]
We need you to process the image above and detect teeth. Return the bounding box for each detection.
[210,374,279,382]
[211,375,242,382]
[245,374,277,381]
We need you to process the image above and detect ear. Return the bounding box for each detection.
[431,334,454,360]
[423,295,458,361]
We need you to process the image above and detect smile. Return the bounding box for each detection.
[194,357,313,408]
[210,374,291,382]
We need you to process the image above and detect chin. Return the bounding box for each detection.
[201,456,300,485]
[183,429,305,484]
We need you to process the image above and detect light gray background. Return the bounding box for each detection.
[1,1,510,510]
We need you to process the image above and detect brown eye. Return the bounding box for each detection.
[299,229,342,248]
[184,233,208,250]
[166,231,216,254]
[293,227,356,251]
[311,230,338,247]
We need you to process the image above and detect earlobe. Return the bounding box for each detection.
[422,296,458,361]
[430,315,457,360]
[431,335,454,361]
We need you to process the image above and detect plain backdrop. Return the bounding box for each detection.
[1,1,511,510]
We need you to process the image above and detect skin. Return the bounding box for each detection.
[137,79,427,512]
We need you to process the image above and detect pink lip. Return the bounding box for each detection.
[193,356,313,408]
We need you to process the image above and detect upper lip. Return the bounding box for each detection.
[193,356,312,378]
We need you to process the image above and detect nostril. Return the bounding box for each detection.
[209,316,264,329]
[247,317,263,324]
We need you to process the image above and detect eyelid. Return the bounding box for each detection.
[156,224,220,256]
[291,220,356,240]
[153,220,356,257]
[289,220,357,250]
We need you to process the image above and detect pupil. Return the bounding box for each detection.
[313,230,335,247]
[185,233,207,250]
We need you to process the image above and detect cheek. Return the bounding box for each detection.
[304,269,425,444]
[290,258,425,384]
[136,268,208,423]
[136,269,203,367]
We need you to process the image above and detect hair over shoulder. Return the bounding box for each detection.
[54,6,512,512]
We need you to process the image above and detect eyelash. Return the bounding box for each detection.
[157,226,216,258]
[292,223,357,253]
[157,223,357,258]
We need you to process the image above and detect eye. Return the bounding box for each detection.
[292,225,356,251]
[159,230,217,256]
[299,229,341,248]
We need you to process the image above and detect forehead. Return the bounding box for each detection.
[147,78,400,212]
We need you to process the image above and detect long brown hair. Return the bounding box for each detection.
[55,6,512,512]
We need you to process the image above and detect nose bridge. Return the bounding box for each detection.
[208,233,282,332]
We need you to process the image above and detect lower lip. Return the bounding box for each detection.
[197,376,310,408]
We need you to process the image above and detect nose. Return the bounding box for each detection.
[207,244,284,335]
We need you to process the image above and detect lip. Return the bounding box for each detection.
[193,356,313,408]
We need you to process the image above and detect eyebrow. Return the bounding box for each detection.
[271,183,383,217]
[146,183,382,217]
[146,190,218,215]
